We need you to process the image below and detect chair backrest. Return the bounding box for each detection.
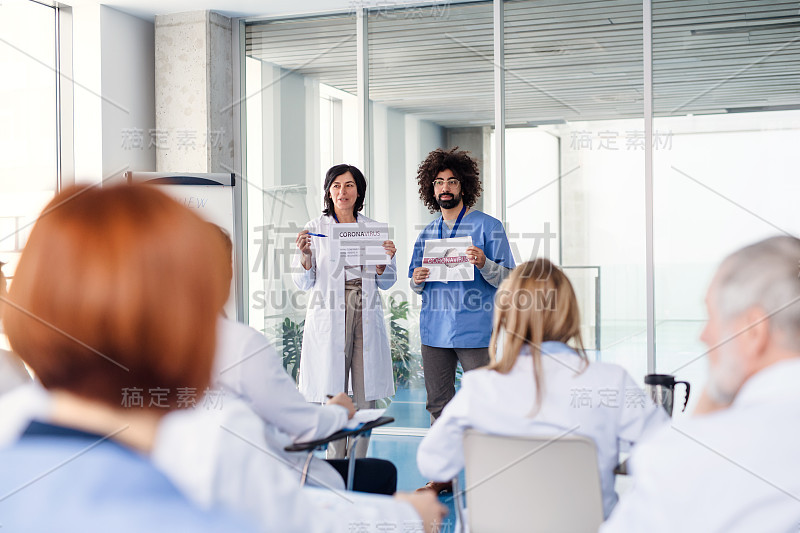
[460,429,604,533]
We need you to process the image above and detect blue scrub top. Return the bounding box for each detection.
[408,210,515,348]
[0,421,256,533]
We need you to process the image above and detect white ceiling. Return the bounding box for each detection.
[245,0,800,128]
[73,0,451,21]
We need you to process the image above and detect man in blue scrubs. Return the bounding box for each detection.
[409,148,515,488]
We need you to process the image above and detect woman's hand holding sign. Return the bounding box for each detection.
[376,240,396,275]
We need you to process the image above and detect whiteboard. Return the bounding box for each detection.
[124,172,241,320]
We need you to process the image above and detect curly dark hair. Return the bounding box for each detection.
[416,147,482,213]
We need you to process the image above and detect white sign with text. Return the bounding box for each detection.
[330,222,390,266]
[422,236,474,282]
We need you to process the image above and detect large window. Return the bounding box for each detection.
[0,0,59,350]
[651,0,800,400]
[244,14,359,382]
[502,0,647,383]
[367,2,495,426]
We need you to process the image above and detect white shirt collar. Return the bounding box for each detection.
[516,342,587,375]
[733,357,800,407]
[519,341,579,357]
[0,383,51,447]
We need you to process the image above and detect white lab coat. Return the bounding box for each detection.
[293,214,396,403]
[0,349,31,396]
[601,357,800,533]
[0,383,51,447]
[0,383,420,533]
[417,342,669,518]
[153,398,420,533]
[213,317,348,489]
[1,390,257,532]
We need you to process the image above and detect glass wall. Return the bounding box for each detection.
[241,0,800,424]
[367,1,495,426]
[652,0,800,410]
[502,0,647,379]
[244,14,358,381]
[244,4,496,426]
[0,0,58,350]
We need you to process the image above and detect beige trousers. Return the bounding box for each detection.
[327,279,376,459]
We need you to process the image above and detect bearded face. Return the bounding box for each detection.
[436,190,461,210]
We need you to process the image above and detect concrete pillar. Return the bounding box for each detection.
[154,11,233,173]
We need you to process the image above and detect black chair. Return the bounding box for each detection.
[284,416,395,490]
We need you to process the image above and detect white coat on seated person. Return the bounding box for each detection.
[0,384,51,446]
[416,258,668,519]
[0,379,438,533]
[212,316,350,490]
[153,396,424,533]
[601,236,800,533]
[417,341,668,518]
[0,349,31,396]
[600,359,800,533]
[292,213,396,403]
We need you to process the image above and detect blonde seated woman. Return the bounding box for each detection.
[416,258,668,518]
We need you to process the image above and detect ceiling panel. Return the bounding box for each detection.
[245,0,800,127]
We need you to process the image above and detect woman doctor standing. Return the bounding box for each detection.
[294,164,397,459]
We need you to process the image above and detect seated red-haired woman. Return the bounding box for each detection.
[0,185,256,532]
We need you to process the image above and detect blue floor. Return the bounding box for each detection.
[369,434,427,492]
[382,387,430,428]
[369,433,461,531]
